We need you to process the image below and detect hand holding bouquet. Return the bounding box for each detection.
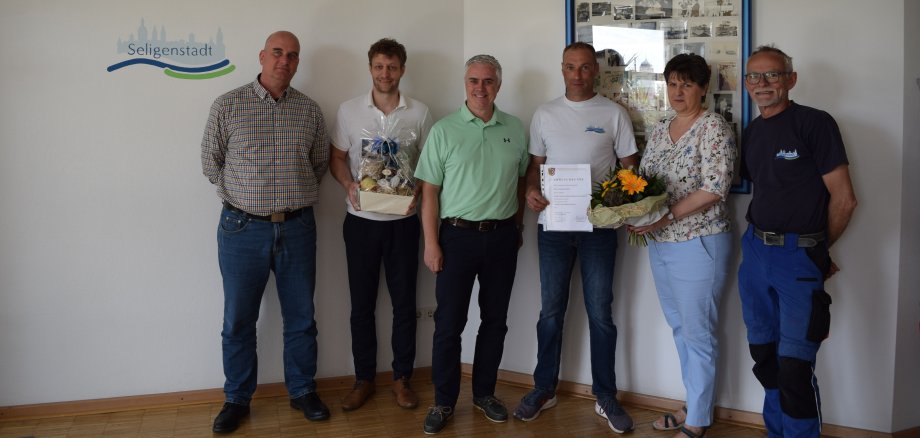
[587,165,668,246]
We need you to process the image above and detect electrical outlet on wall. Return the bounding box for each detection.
[416,306,436,320]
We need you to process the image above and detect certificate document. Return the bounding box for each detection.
[541,164,593,232]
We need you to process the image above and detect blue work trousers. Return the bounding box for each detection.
[739,225,832,437]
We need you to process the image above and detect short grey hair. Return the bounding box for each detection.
[465,54,502,83]
[751,44,794,72]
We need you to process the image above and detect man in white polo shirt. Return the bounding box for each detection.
[329,37,433,412]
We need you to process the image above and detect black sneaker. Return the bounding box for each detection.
[473,395,508,423]
[423,405,454,434]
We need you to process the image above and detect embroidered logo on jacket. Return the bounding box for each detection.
[775,149,800,160]
[585,126,606,134]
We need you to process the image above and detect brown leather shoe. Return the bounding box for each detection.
[341,380,375,411]
[392,376,418,409]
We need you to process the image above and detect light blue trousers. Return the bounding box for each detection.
[647,232,732,428]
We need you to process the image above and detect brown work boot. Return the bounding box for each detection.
[392,376,418,409]
[341,380,375,411]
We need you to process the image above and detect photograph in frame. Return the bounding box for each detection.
[635,0,674,20]
[704,0,739,17]
[612,0,634,20]
[592,2,613,17]
[717,61,739,91]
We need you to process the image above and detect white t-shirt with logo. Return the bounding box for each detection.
[529,94,638,225]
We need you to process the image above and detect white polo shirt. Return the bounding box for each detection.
[332,90,433,221]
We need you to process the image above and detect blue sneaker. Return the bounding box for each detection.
[512,388,558,421]
[595,398,634,433]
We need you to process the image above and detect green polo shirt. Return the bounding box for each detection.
[415,103,528,221]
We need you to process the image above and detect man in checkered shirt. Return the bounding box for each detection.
[201,30,331,433]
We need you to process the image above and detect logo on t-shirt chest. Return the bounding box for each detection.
[774,148,800,160]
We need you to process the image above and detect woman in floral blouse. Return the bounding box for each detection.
[630,53,736,438]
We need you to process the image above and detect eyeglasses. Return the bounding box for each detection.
[744,71,791,85]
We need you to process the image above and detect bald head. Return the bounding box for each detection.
[259,31,301,98]
[264,31,300,51]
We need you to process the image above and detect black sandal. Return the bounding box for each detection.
[678,425,708,438]
[652,405,687,431]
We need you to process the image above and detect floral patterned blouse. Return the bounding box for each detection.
[639,111,736,242]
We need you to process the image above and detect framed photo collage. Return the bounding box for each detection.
[567,0,751,192]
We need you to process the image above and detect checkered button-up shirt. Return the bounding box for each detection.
[201,77,330,216]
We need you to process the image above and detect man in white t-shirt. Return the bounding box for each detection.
[329,38,433,412]
[513,42,639,434]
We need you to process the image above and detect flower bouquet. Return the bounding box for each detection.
[587,166,668,246]
[357,115,419,215]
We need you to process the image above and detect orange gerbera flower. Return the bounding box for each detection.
[616,168,635,180]
[619,173,648,195]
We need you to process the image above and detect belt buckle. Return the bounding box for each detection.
[762,231,784,246]
[271,212,285,223]
[477,221,493,232]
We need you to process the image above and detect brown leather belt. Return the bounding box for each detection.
[444,217,515,232]
[223,201,304,223]
[753,227,826,248]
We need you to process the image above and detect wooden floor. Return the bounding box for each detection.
[0,378,765,437]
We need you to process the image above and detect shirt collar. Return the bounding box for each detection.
[460,102,504,126]
[363,90,408,111]
[252,75,289,101]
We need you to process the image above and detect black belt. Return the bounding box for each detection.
[223,201,304,223]
[753,227,826,248]
[444,217,515,232]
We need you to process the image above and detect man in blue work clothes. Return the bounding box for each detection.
[739,45,857,437]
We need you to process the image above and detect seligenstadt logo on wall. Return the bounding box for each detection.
[107,19,234,79]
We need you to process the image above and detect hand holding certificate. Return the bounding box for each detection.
[540,164,593,232]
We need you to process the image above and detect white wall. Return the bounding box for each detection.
[0,0,461,405]
[0,0,916,433]
[893,0,920,431]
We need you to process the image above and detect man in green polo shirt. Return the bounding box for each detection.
[414,54,528,435]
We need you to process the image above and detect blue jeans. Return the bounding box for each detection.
[739,224,830,437]
[647,233,731,428]
[533,226,619,400]
[343,213,419,382]
[217,206,319,405]
[431,221,519,408]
